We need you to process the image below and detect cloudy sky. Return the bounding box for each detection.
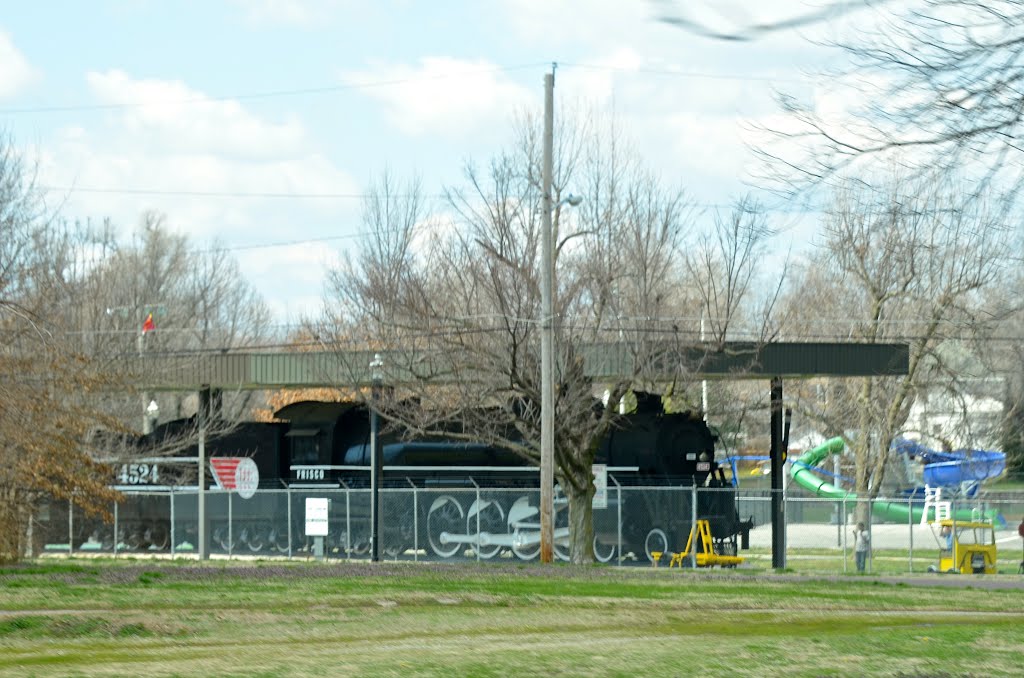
[0,1,848,325]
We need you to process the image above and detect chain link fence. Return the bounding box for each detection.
[33,478,1024,573]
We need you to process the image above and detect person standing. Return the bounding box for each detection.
[853,522,871,573]
[939,524,953,552]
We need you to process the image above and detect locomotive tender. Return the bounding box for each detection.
[106,395,752,563]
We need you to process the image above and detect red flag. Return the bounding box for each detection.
[141,313,155,335]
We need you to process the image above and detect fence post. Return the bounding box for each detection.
[286,487,293,559]
[342,480,351,560]
[841,495,847,573]
[471,478,481,563]
[907,495,913,573]
[170,488,176,558]
[228,491,233,559]
[867,501,874,573]
[611,474,623,567]
[114,501,119,559]
[68,500,73,559]
[407,478,419,562]
[783,481,789,569]
[690,483,698,569]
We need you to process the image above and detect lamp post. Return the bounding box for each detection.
[539,65,583,563]
[369,353,384,562]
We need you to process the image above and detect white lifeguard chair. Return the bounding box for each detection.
[921,485,951,525]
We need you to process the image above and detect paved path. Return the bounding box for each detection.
[748,522,1023,550]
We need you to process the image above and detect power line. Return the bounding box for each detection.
[38,185,423,200]
[559,62,809,84]
[39,184,821,217]
[1,61,815,118]
[0,62,550,116]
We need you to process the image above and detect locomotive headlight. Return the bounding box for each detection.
[699,452,709,462]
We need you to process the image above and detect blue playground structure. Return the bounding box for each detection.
[890,438,1006,498]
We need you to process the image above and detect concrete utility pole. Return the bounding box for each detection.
[540,65,556,564]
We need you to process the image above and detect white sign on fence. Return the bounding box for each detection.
[592,464,608,509]
[305,497,329,536]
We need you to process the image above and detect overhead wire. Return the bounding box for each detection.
[0,62,551,116]
[1,60,816,117]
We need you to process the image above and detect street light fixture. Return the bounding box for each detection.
[146,400,159,432]
[369,353,384,562]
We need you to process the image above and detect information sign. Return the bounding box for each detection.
[592,464,608,509]
[305,498,329,537]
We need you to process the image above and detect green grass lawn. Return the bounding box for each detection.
[1,559,1023,677]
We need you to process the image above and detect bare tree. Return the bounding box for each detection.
[758,1,1024,202]
[654,0,875,42]
[780,172,1010,513]
[685,196,786,346]
[75,211,272,423]
[322,113,780,563]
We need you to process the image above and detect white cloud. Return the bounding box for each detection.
[239,242,333,322]
[0,30,36,98]
[35,71,360,322]
[342,57,534,137]
[86,70,306,160]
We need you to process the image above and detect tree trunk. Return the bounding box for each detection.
[565,475,596,565]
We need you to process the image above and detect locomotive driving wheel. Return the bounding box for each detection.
[145,523,169,551]
[270,527,289,553]
[241,526,264,552]
[593,535,617,563]
[427,495,465,558]
[212,526,235,552]
[509,496,540,560]
[467,499,506,559]
[553,489,570,561]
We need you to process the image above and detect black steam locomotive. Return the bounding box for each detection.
[95,395,752,563]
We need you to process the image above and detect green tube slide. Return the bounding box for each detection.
[789,438,999,524]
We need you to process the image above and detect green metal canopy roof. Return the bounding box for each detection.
[131,342,909,391]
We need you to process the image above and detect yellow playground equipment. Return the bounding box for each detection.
[929,519,998,575]
[665,519,744,568]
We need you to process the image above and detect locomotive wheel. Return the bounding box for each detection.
[348,536,370,556]
[553,500,570,562]
[145,523,169,551]
[270,528,290,553]
[593,535,616,563]
[383,510,416,559]
[213,526,235,552]
[644,528,669,564]
[467,499,506,559]
[511,530,540,561]
[427,495,465,558]
[244,527,265,552]
[508,496,540,560]
[126,526,145,551]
